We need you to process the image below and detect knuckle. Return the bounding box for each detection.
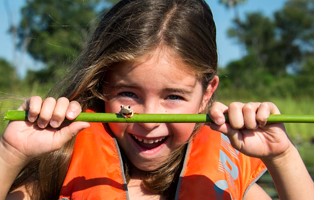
[229,102,243,110]
[210,108,220,117]
[30,95,42,102]
[242,103,253,112]
[261,102,270,108]
[69,101,82,111]
[28,96,42,109]
[44,97,56,104]
[52,110,64,120]
[57,97,69,104]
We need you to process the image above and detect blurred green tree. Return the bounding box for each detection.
[221,0,313,98]
[219,0,246,22]
[0,59,19,92]
[13,0,117,85]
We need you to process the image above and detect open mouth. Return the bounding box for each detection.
[132,135,168,150]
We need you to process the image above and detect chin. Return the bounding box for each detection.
[132,159,164,172]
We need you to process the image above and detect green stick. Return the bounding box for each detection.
[3,110,314,123]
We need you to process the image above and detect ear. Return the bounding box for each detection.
[199,75,219,113]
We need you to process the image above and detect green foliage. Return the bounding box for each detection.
[0,59,20,91]
[14,0,117,85]
[218,55,298,98]
[8,0,313,99]
[219,0,246,8]
[223,0,313,98]
[17,0,101,61]
[274,0,313,53]
[272,97,314,141]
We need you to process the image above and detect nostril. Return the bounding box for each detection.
[138,122,161,131]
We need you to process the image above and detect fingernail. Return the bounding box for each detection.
[67,111,76,119]
[50,120,58,128]
[258,122,266,128]
[38,122,46,129]
[28,116,37,122]
[215,118,225,125]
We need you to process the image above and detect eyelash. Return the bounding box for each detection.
[118,91,138,98]
[166,94,184,101]
[117,91,185,102]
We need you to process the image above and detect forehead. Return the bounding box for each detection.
[103,48,202,92]
[111,47,197,77]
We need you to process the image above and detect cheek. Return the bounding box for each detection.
[170,123,196,147]
[105,101,120,113]
[108,123,126,138]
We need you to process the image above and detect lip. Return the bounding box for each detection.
[128,133,168,156]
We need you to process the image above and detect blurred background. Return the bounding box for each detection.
[0,0,313,199]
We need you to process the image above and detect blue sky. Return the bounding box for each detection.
[1,0,286,77]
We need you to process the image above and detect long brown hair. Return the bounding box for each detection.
[10,0,218,199]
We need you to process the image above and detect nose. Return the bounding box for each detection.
[138,121,160,131]
[137,103,162,131]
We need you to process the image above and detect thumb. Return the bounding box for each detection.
[51,122,90,150]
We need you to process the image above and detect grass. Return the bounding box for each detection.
[255,98,314,199]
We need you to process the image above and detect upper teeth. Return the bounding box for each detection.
[133,135,166,144]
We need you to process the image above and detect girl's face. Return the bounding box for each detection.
[104,47,218,171]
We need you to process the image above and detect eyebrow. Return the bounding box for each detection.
[107,82,194,94]
[105,77,197,93]
[105,82,138,90]
[162,87,195,95]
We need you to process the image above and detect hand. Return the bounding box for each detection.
[208,102,291,159]
[0,96,90,165]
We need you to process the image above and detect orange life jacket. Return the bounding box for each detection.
[59,121,266,200]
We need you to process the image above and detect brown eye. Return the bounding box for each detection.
[167,95,184,101]
[118,91,137,98]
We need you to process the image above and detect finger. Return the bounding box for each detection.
[228,102,245,129]
[209,120,231,135]
[25,96,43,122]
[209,122,243,150]
[37,97,56,128]
[66,100,82,120]
[51,122,90,150]
[243,102,260,129]
[256,102,281,127]
[50,97,70,128]
[208,102,228,125]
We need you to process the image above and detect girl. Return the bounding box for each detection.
[0,0,313,199]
